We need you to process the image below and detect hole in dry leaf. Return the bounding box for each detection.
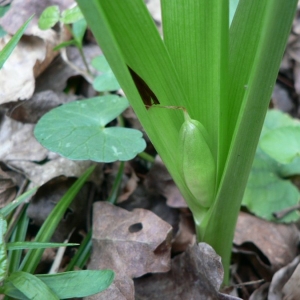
[128,222,143,233]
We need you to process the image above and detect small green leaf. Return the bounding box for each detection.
[243,148,300,222]
[5,272,59,299]
[38,6,60,30]
[72,18,87,45]
[61,6,84,24]
[260,126,300,164]
[92,55,120,91]
[0,16,32,69]
[53,40,77,51]
[7,242,78,251]
[34,96,146,162]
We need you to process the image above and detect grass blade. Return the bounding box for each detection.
[19,166,95,273]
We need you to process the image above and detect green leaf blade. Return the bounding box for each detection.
[0,16,32,69]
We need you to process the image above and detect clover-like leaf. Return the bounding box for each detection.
[34,95,146,163]
[38,6,60,30]
[92,55,120,92]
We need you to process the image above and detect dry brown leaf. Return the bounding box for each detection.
[135,243,242,300]
[234,212,300,280]
[0,114,48,162]
[27,176,92,242]
[282,258,300,300]
[171,210,196,253]
[87,202,173,300]
[2,90,78,123]
[144,156,187,208]
[0,165,17,208]
[35,45,102,94]
[267,256,300,300]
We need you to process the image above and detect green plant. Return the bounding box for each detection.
[0,167,114,299]
[0,16,32,69]
[74,0,298,282]
[243,109,300,222]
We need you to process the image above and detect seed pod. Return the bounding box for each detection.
[178,111,216,208]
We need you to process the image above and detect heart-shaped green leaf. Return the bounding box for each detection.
[34,95,146,162]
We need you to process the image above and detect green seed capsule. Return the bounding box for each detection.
[178,112,216,208]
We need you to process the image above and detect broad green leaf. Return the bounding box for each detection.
[5,272,59,299]
[7,242,78,250]
[34,96,146,162]
[243,148,300,222]
[38,6,60,30]
[230,0,239,25]
[19,166,94,273]
[261,127,300,164]
[37,270,114,298]
[200,0,298,279]
[72,18,87,45]
[0,187,37,217]
[61,6,84,24]
[0,16,32,69]
[2,270,114,299]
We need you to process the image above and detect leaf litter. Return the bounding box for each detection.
[1,0,300,299]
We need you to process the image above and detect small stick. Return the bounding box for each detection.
[273,204,300,219]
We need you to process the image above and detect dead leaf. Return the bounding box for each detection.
[87,202,173,300]
[144,156,187,208]
[234,212,300,280]
[268,256,300,300]
[27,176,92,242]
[171,210,196,253]
[135,243,242,300]
[35,45,102,94]
[0,114,48,162]
[2,90,78,123]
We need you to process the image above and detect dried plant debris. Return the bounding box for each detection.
[2,90,78,123]
[135,243,242,300]
[87,202,173,300]
[144,156,187,208]
[233,212,300,282]
[27,176,93,242]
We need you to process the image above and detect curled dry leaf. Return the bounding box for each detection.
[234,212,300,281]
[87,202,173,300]
[135,243,242,300]
[268,255,300,300]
